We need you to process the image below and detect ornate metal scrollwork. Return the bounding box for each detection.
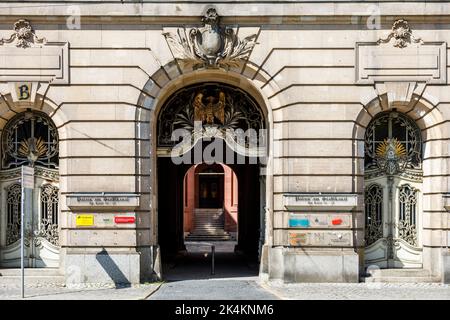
[6,183,21,245]
[375,138,407,175]
[163,7,257,69]
[2,111,59,169]
[365,112,422,180]
[36,184,59,246]
[157,83,265,149]
[397,184,418,246]
[365,184,384,246]
[4,182,59,247]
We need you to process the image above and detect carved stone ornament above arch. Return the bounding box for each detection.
[356,19,446,85]
[163,7,258,70]
[0,20,69,84]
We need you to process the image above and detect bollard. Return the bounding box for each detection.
[211,245,215,275]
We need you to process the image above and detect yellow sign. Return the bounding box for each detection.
[76,214,94,227]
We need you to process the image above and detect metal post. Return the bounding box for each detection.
[211,245,215,275]
[20,165,34,299]
[387,175,393,264]
[21,168,25,299]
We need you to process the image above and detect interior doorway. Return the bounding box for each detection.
[183,163,238,242]
[197,164,225,209]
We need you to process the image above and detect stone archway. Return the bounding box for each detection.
[0,92,66,269]
[154,80,269,277]
[354,93,448,280]
[137,37,280,278]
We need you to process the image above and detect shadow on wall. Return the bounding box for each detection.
[96,248,131,288]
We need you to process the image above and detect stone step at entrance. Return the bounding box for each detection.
[0,268,65,285]
[190,230,230,235]
[184,235,233,241]
[194,208,223,213]
[186,208,234,242]
[362,268,441,283]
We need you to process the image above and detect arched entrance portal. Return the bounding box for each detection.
[156,82,266,275]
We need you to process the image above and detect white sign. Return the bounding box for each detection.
[66,193,140,209]
[284,193,358,211]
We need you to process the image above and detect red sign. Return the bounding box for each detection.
[114,216,135,224]
[331,218,343,226]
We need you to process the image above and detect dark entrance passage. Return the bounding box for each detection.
[157,147,263,279]
[157,155,261,259]
[160,242,260,282]
[156,82,266,279]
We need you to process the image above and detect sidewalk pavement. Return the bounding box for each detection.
[260,280,450,300]
[0,282,162,300]
[2,280,449,300]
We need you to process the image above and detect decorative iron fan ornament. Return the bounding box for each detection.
[18,137,48,166]
[193,91,225,125]
[375,138,408,175]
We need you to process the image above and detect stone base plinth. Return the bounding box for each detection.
[442,250,450,284]
[65,250,141,286]
[266,247,359,283]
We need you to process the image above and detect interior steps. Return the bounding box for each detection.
[185,208,234,242]
[362,268,441,283]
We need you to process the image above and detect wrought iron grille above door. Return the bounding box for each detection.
[1,111,58,169]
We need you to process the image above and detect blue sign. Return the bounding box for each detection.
[289,218,310,228]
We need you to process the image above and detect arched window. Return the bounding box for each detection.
[1,111,59,169]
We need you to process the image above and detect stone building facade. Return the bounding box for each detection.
[0,1,449,284]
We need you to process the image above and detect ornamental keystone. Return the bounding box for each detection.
[163,7,257,69]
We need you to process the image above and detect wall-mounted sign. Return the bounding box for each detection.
[67,193,139,209]
[284,193,358,211]
[288,230,353,247]
[289,218,310,228]
[289,232,308,246]
[72,213,136,228]
[289,213,351,228]
[114,216,136,224]
[76,214,94,227]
